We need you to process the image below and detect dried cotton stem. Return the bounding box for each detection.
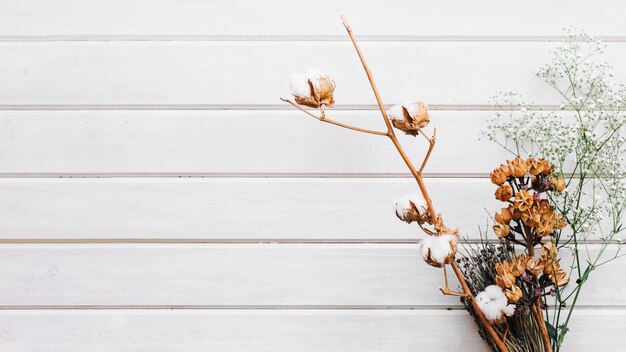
[283,16,510,352]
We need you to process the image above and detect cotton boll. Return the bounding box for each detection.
[475,285,516,324]
[290,73,312,98]
[388,101,430,136]
[419,234,458,267]
[394,193,429,223]
[289,68,335,108]
[403,100,418,118]
[388,104,405,121]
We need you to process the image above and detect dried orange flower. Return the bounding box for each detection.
[537,199,551,215]
[526,257,544,276]
[508,156,529,178]
[539,158,553,175]
[514,190,534,212]
[495,262,516,288]
[493,223,511,238]
[388,101,430,136]
[527,158,544,175]
[550,176,566,192]
[495,184,514,202]
[541,242,558,263]
[511,255,527,277]
[505,284,523,303]
[490,165,509,185]
[495,207,513,224]
[290,69,336,108]
[521,207,541,227]
[552,268,570,287]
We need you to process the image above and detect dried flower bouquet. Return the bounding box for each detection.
[281,19,623,352]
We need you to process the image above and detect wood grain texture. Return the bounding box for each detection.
[0,177,506,240]
[1,309,624,352]
[1,0,626,38]
[0,244,621,307]
[1,42,625,106]
[0,110,509,175]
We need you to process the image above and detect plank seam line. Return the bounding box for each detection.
[0,35,625,42]
[0,239,618,245]
[0,305,622,311]
[0,173,488,179]
[0,104,603,111]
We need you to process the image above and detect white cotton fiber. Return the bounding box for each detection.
[289,73,312,98]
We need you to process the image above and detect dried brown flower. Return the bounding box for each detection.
[490,165,509,185]
[550,176,566,192]
[512,255,527,277]
[495,184,514,202]
[505,284,523,303]
[552,268,570,287]
[493,223,511,238]
[527,158,544,175]
[508,156,529,178]
[526,257,544,276]
[539,158,553,175]
[495,207,513,224]
[495,261,516,288]
[514,190,534,212]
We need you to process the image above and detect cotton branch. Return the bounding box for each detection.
[280,98,388,136]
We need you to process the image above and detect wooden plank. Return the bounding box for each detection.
[0,110,511,175]
[2,309,623,351]
[1,0,625,38]
[1,42,625,106]
[0,177,507,240]
[0,244,621,307]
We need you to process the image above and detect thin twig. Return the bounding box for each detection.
[418,128,437,173]
[280,98,388,136]
[340,15,438,222]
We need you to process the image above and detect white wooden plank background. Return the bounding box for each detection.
[1,1,624,351]
[0,244,620,307]
[1,310,623,352]
[2,42,626,107]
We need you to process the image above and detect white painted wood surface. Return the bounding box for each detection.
[0,310,623,352]
[1,42,626,106]
[0,244,620,307]
[1,1,624,351]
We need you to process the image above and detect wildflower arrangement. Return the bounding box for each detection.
[282,19,623,352]
[476,29,625,351]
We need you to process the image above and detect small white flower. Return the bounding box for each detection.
[617,238,623,245]
[475,285,516,324]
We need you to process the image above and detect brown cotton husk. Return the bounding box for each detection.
[391,102,430,136]
[294,76,336,108]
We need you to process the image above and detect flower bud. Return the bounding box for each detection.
[495,207,513,224]
[420,234,458,268]
[388,101,430,136]
[289,69,336,108]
